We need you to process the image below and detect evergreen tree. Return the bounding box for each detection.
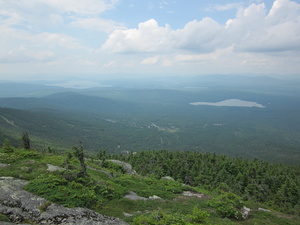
[22,131,30,149]
[2,138,13,153]
[72,140,87,177]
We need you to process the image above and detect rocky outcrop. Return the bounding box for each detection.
[241,206,251,219]
[46,164,66,172]
[258,207,271,212]
[161,176,175,181]
[0,177,128,225]
[0,163,9,168]
[107,160,137,175]
[124,191,148,201]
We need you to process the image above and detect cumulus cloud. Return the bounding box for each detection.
[228,0,300,52]
[102,19,173,53]
[102,0,300,55]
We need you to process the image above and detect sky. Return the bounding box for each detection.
[0,0,300,81]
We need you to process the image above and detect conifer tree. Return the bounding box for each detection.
[2,138,13,153]
[22,131,30,149]
[72,140,87,177]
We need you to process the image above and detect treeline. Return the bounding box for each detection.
[112,150,300,215]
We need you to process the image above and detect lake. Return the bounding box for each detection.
[190,99,266,108]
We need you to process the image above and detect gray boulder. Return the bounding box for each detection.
[0,177,128,225]
[161,176,175,181]
[0,163,9,168]
[124,191,148,201]
[241,206,251,219]
[107,160,137,175]
[46,164,66,172]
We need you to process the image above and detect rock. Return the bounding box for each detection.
[123,212,133,217]
[124,191,148,201]
[0,177,128,225]
[149,195,163,200]
[182,191,204,198]
[0,163,10,168]
[241,206,251,219]
[0,177,14,180]
[107,160,137,175]
[258,208,271,212]
[46,164,66,172]
[161,176,175,181]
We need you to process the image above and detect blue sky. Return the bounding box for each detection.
[0,0,300,80]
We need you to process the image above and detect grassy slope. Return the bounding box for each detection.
[0,147,299,225]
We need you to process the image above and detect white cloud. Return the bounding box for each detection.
[0,0,110,64]
[0,24,86,64]
[0,0,119,31]
[175,18,225,52]
[103,61,116,67]
[1,0,300,77]
[102,19,173,53]
[141,56,159,65]
[208,3,243,11]
[0,46,54,63]
[102,0,300,55]
[70,18,124,33]
[229,0,300,52]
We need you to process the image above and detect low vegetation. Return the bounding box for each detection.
[0,141,299,224]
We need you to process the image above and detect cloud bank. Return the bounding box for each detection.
[1,0,300,78]
[102,0,300,54]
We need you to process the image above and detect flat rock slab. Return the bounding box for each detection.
[182,191,211,199]
[0,163,9,168]
[124,191,148,201]
[46,164,66,172]
[0,177,128,225]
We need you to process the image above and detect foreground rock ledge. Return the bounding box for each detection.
[0,177,128,225]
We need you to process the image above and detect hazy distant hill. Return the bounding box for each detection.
[0,75,300,164]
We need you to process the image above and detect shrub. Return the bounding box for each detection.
[188,205,210,224]
[207,192,243,220]
[2,138,14,153]
[0,213,10,222]
[133,210,188,225]
[0,152,20,163]
[25,173,100,208]
[102,161,125,173]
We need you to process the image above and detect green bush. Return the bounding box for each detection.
[18,148,41,159]
[0,152,21,163]
[40,154,67,167]
[133,210,188,225]
[132,206,210,225]
[25,173,100,208]
[102,161,125,173]
[0,213,10,222]
[1,138,14,153]
[188,205,210,224]
[207,192,243,220]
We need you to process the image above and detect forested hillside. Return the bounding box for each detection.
[115,150,300,215]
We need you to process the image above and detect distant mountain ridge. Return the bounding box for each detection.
[0,76,300,164]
